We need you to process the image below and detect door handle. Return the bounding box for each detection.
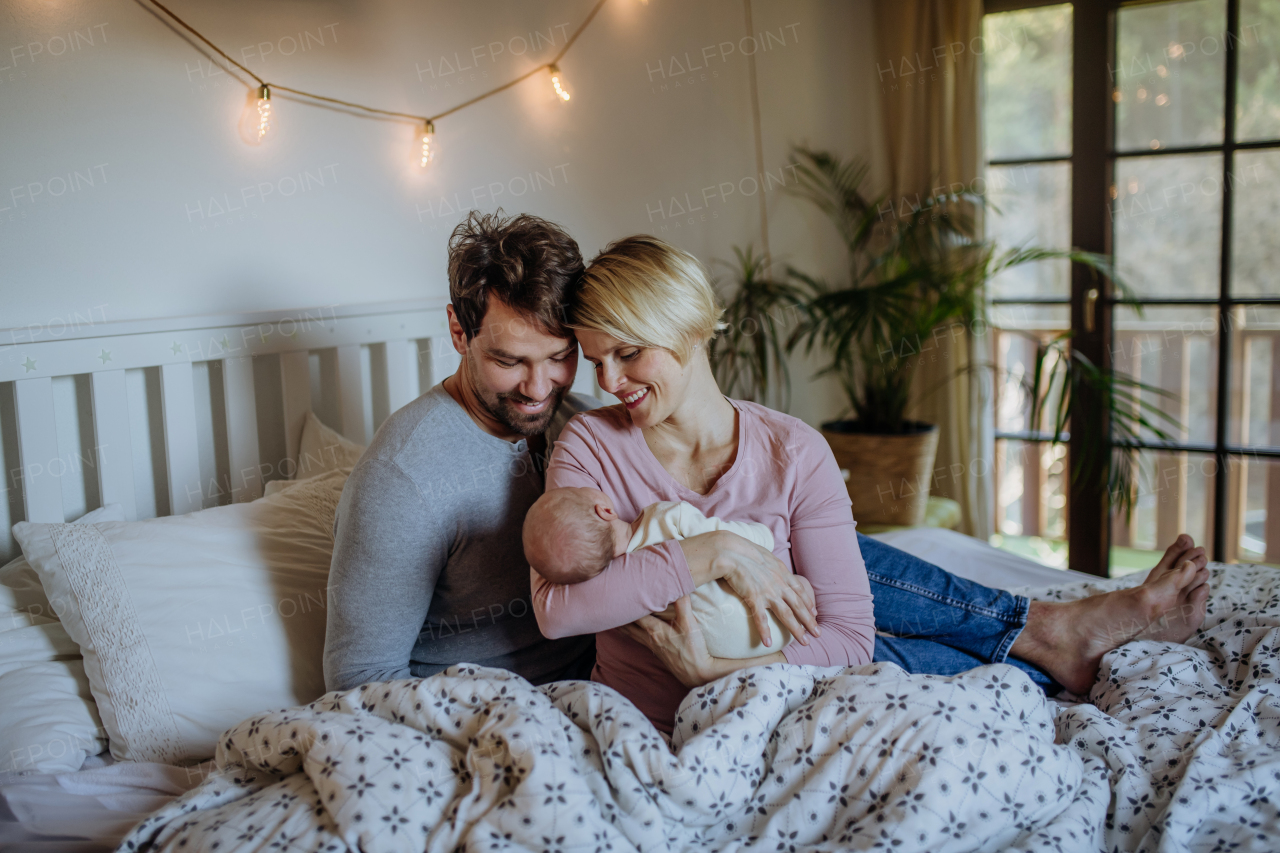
[1084,288,1099,333]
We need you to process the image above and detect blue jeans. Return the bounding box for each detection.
[860,534,1057,691]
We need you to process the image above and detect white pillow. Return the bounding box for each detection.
[296,411,365,479]
[1,504,123,774]
[262,413,365,497]
[12,470,349,765]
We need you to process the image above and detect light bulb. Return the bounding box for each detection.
[419,120,435,167]
[255,84,273,142]
[239,84,276,145]
[549,64,570,101]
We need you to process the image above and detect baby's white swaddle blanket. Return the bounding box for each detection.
[627,501,792,659]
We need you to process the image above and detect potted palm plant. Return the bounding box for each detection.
[709,246,805,412]
[711,147,1176,526]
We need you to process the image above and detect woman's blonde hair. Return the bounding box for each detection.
[570,236,726,363]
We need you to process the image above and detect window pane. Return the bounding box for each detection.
[1115,0,1226,151]
[992,438,1069,567]
[1113,153,1223,297]
[1226,455,1280,565]
[1237,0,1280,142]
[1113,305,1220,446]
[1231,148,1280,296]
[991,305,1070,435]
[1111,449,1216,575]
[983,5,1072,160]
[986,163,1071,299]
[1229,306,1280,447]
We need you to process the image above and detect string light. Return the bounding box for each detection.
[148,0,611,162]
[255,84,273,142]
[549,64,571,101]
[419,120,435,167]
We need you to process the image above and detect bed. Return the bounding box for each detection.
[1,301,1276,852]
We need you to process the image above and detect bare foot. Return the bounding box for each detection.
[1011,535,1211,694]
[1145,533,1208,584]
[1134,533,1210,643]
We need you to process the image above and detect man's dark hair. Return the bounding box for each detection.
[447,210,583,341]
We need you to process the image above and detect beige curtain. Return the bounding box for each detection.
[872,0,993,539]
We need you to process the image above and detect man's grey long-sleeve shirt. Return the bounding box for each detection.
[323,384,597,691]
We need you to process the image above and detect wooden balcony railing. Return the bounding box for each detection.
[993,320,1280,566]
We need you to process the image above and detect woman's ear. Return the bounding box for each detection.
[594,502,617,521]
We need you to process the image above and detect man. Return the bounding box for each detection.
[324,211,599,690]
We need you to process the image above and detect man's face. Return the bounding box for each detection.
[449,297,578,437]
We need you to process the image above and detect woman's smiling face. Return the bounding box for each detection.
[576,328,692,429]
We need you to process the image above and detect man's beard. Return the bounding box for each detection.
[477,382,569,437]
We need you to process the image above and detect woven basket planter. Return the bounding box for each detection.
[820,421,940,527]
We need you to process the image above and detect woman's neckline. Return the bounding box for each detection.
[628,396,747,499]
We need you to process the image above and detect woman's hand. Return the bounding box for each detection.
[622,597,789,688]
[678,530,820,649]
[620,597,715,688]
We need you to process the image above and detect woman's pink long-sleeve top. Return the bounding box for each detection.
[532,398,875,733]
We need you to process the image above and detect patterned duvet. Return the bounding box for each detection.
[119,563,1280,852]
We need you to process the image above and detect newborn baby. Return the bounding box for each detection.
[523,487,792,658]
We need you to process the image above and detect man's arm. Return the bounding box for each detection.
[323,457,448,691]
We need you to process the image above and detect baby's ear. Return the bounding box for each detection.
[594,502,616,521]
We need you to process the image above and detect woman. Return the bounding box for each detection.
[531,236,1211,734]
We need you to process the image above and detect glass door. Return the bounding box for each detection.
[1110,0,1280,571]
[984,0,1280,575]
[984,4,1076,568]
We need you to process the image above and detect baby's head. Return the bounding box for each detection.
[524,487,630,584]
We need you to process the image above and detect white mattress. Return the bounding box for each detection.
[867,527,1101,588]
[0,528,1102,849]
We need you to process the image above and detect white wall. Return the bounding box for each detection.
[0,0,881,428]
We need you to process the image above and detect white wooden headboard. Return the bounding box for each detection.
[0,299,600,562]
